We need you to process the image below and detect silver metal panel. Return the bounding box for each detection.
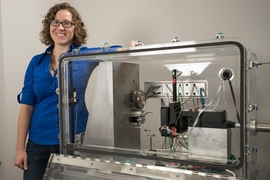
[188,127,231,162]
[43,154,236,180]
[83,62,140,149]
[144,80,208,98]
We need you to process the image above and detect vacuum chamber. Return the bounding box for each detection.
[43,38,263,180]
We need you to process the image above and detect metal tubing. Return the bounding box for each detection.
[257,123,270,132]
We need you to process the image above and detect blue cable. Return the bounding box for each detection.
[200,88,205,108]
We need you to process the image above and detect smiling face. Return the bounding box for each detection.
[50,9,75,48]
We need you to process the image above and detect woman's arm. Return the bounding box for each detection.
[14,104,34,170]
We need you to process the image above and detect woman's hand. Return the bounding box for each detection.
[14,149,28,170]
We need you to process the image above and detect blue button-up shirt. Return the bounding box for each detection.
[20,45,99,145]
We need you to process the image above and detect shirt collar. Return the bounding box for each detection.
[45,45,77,54]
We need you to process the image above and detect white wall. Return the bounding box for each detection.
[0,0,5,176]
[0,0,269,179]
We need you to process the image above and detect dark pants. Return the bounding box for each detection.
[24,139,59,180]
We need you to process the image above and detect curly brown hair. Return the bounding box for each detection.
[40,2,87,47]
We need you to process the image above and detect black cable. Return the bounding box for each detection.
[146,87,155,95]
[228,80,240,123]
[146,86,156,94]
[146,92,161,99]
[146,85,161,96]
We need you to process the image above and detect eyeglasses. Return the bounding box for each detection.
[50,20,74,28]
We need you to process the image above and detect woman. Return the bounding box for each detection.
[14,2,112,179]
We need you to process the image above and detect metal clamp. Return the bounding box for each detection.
[134,40,143,46]
[171,36,180,43]
[215,32,224,39]
[249,61,259,69]
[248,104,258,112]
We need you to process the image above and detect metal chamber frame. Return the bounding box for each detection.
[54,39,257,179]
